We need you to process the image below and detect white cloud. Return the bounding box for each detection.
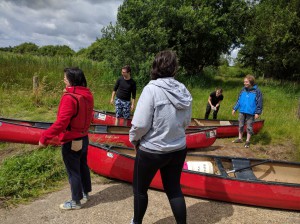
[0,0,123,51]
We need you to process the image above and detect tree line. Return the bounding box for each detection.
[1,0,299,81]
[0,43,75,57]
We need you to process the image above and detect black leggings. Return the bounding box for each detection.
[133,148,187,224]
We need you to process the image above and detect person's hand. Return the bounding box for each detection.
[232,110,236,115]
[38,141,46,149]
[110,99,114,105]
[130,104,134,111]
[254,114,260,119]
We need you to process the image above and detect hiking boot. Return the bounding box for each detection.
[81,192,89,204]
[244,141,250,148]
[59,200,81,210]
[232,139,243,143]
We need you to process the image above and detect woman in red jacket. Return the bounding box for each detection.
[39,67,94,210]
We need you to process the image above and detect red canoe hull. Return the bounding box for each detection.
[87,143,300,211]
[89,129,216,149]
[0,121,60,145]
[0,119,216,149]
[92,110,264,138]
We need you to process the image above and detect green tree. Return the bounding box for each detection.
[238,0,300,80]
[99,0,250,78]
[38,45,57,56]
[55,45,75,57]
[0,46,13,52]
[13,42,39,54]
[38,45,75,57]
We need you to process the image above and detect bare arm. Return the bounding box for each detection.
[208,96,213,107]
[216,100,222,108]
[131,98,135,111]
[110,91,116,105]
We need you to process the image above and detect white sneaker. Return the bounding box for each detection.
[81,192,89,204]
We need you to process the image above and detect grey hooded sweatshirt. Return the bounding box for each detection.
[129,77,192,153]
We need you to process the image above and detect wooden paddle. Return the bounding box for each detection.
[227,159,271,174]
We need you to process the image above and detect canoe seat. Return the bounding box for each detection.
[232,159,257,180]
[214,158,228,177]
[219,121,231,126]
[34,123,51,129]
[94,125,108,133]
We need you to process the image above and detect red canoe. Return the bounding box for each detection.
[87,143,300,211]
[93,109,264,138]
[0,118,217,149]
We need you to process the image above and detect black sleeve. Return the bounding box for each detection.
[113,78,120,91]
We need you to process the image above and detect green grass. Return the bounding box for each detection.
[0,146,66,207]
[0,52,299,207]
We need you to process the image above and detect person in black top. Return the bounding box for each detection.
[204,88,224,119]
[110,65,136,126]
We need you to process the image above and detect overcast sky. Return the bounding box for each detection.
[0,0,239,59]
[0,0,123,51]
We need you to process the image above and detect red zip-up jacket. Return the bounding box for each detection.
[39,86,94,145]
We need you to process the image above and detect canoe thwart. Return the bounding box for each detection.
[214,158,229,177]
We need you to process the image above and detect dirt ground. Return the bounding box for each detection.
[0,139,299,224]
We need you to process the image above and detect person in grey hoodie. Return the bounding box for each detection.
[129,50,192,224]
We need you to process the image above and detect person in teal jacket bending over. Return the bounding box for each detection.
[232,74,263,148]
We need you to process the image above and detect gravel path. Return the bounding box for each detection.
[1,181,299,224]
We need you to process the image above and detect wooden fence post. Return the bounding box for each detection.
[33,75,39,93]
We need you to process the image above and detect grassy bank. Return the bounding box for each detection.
[0,52,299,206]
[1,52,299,147]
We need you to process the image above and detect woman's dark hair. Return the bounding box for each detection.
[151,50,178,80]
[64,67,87,87]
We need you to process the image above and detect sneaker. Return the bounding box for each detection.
[59,200,81,210]
[244,141,250,148]
[232,139,243,143]
[81,192,89,204]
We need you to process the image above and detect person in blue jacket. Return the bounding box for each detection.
[232,75,263,148]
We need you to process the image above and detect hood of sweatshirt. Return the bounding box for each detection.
[65,86,94,104]
[149,77,192,110]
